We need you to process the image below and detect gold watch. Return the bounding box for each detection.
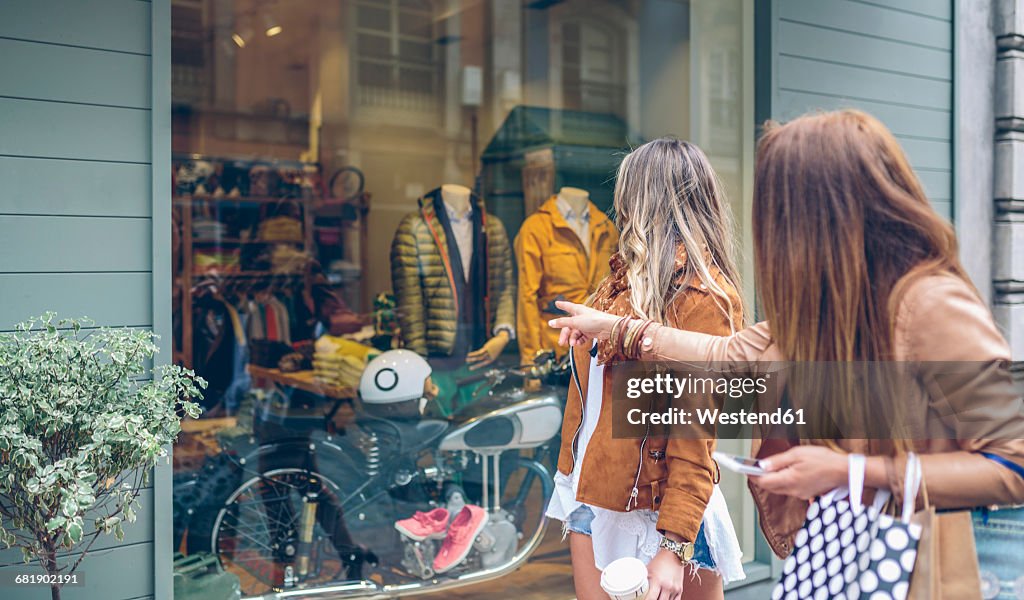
[659,537,695,562]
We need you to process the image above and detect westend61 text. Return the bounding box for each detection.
[626,407,807,427]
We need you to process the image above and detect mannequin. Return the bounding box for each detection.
[440,184,475,282]
[556,186,592,254]
[441,183,472,214]
[558,186,590,216]
[390,185,516,414]
[514,187,618,364]
[439,183,509,366]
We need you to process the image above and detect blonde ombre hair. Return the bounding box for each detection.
[612,138,741,330]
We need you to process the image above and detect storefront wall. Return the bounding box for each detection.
[761,0,954,218]
[0,1,968,599]
[0,1,173,599]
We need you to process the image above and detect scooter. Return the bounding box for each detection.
[174,351,568,599]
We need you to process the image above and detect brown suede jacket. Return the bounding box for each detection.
[636,272,1024,557]
[555,248,744,543]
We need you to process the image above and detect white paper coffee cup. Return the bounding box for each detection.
[600,557,649,600]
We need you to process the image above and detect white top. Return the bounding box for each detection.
[556,195,591,254]
[545,343,746,584]
[443,200,474,281]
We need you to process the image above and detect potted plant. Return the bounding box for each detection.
[0,314,204,600]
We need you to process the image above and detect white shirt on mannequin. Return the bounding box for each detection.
[441,184,474,281]
[555,187,592,253]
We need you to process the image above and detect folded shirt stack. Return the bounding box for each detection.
[193,218,228,241]
[313,335,379,390]
[193,249,240,274]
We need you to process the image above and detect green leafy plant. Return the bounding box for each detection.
[0,314,205,600]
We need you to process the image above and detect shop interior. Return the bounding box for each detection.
[168,0,753,597]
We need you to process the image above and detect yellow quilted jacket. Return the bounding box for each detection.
[390,192,515,356]
[513,197,618,363]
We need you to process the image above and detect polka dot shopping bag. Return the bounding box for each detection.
[772,453,923,600]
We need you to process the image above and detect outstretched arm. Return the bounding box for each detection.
[548,300,771,363]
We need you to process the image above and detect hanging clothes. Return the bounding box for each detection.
[191,295,250,414]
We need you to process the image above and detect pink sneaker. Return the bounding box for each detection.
[432,505,488,573]
[395,508,450,541]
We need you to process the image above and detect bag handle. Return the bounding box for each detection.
[900,452,922,523]
[849,453,866,508]
[846,453,891,514]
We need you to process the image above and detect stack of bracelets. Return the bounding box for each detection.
[611,316,657,359]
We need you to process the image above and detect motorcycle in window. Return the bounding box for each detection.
[175,350,567,598]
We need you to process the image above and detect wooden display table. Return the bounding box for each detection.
[247,364,355,399]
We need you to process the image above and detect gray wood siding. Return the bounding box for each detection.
[0,2,164,600]
[767,0,954,218]
[0,0,154,334]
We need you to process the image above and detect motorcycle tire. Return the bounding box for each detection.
[181,441,375,596]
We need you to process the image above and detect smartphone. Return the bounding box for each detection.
[713,451,767,476]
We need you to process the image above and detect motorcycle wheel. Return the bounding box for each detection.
[185,449,369,597]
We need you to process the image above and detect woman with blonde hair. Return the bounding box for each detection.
[550,111,1024,580]
[546,138,746,600]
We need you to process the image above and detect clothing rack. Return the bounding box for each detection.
[175,193,315,369]
[172,157,371,369]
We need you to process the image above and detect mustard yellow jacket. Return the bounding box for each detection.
[513,197,618,363]
[390,193,515,357]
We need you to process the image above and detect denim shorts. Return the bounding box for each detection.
[564,504,717,572]
[972,506,1024,600]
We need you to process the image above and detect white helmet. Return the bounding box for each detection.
[359,350,432,417]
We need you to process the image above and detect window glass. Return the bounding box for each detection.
[170,1,752,596]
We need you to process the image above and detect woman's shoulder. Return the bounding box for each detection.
[665,265,744,335]
[894,270,1010,361]
[674,263,742,307]
[895,271,982,320]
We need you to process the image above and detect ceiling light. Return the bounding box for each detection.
[231,27,252,48]
[263,14,282,37]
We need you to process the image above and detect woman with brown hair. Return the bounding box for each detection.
[545,138,747,600]
[549,110,1024,561]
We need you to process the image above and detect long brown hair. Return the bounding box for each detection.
[613,138,741,329]
[753,110,970,363]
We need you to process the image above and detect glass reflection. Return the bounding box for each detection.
[170,1,750,596]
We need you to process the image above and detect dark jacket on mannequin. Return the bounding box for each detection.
[390,188,515,357]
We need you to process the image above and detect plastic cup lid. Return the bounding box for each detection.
[600,557,648,594]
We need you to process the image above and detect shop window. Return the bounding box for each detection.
[170,2,762,597]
